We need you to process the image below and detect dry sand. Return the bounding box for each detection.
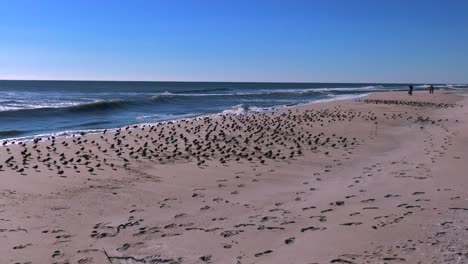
[0,91,467,264]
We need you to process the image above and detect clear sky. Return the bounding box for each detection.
[0,0,467,83]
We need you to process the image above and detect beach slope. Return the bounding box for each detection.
[1,91,467,263]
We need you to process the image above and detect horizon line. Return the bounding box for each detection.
[0,79,450,85]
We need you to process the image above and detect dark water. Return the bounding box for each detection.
[0,80,463,140]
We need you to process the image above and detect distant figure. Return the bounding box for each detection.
[429,85,434,94]
[408,85,413,96]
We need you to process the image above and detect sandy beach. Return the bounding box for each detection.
[1,91,467,264]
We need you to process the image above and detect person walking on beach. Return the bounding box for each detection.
[408,85,413,96]
[429,85,434,94]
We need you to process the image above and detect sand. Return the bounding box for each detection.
[1,91,467,264]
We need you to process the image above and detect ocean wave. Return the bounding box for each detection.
[414,84,430,89]
[313,93,369,104]
[67,100,134,112]
[0,129,27,137]
[0,85,396,114]
[0,99,140,116]
[77,121,113,127]
[220,104,290,115]
[310,85,386,92]
[0,101,82,112]
[218,93,370,116]
[151,91,284,97]
[175,87,232,94]
[0,92,371,142]
[238,98,297,103]
[436,84,468,90]
[149,85,393,98]
[221,104,249,115]
[0,105,22,111]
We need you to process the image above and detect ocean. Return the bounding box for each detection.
[0,80,464,140]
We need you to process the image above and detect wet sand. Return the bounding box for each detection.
[1,91,467,264]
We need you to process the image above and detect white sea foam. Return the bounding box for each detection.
[136,113,199,120]
[219,93,369,116]
[221,104,248,115]
[219,104,285,115]
[0,100,88,112]
[312,93,369,104]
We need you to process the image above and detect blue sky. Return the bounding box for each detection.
[0,0,467,83]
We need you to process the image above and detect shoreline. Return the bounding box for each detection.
[1,90,467,263]
[1,83,464,143]
[0,92,371,144]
